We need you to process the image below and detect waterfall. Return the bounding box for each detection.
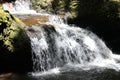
[3,0,120,75]
[2,0,36,14]
[26,15,120,74]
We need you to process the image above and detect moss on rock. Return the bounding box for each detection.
[0,5,30,53]
[0,5,32,73]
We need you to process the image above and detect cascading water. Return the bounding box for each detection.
[2,0,36,14]
[26,15,120,75]
[3,0,120,77]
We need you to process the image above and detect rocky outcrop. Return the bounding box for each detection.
[0,5,32,73]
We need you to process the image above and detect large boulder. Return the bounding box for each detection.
[0,5,32,73]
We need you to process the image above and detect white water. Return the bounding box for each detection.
[26,15,120,76]
[3,0,120,76]
[2,0,36,14]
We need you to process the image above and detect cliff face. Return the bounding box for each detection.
[0,5,32,73]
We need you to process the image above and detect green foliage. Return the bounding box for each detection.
[0,5,28,53]
[31,0,120,18]
[76,0,120,18]
[32,0,53,12]
[102,1,120,18]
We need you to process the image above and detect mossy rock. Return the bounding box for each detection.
[0,5,30,53]
[0,5,32,73]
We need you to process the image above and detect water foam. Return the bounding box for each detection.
[26,15,120,76]
[31,68,60,76]
[5,0,120,75]
[3,0,36,14]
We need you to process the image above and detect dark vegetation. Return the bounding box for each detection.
[67,0,120,53]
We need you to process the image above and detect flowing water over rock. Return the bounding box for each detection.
[2,0,120,80]
[26,15,120,75]
[3,0,36,14]
[24,15,120,80]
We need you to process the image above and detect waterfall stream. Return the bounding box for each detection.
[2,0,36,14]
[2,0,120,76]
[26,15,120,75]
